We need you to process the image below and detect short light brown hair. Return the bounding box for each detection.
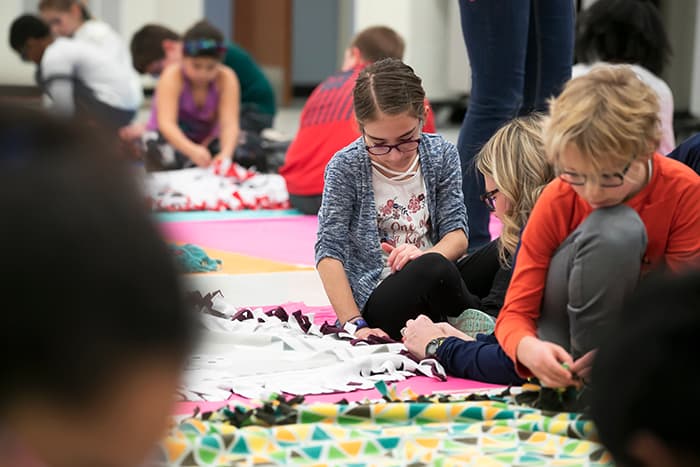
[353,58,425,127]
[351,25,405,62]
[544,64,660,172]
[476,114,554,266]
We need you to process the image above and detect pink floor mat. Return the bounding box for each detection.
[160,214,502,268]
[159,216,319,266]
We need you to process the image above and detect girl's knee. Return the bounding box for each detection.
[413,252,457,276]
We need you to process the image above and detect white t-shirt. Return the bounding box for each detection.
[39,37,141,115]
[572,62,675,155]
[73,20,143,107]
[372,165,433,280]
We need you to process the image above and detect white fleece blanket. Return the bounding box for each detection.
[179,294,446,401]
[145,163,289,212]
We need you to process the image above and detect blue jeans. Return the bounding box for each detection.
[457,0,574,251]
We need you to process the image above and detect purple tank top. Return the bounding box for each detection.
[147,68,220,143]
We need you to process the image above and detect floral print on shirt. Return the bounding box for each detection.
[377,193,431,249]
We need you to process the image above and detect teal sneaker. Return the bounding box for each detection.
[447,308,496,338]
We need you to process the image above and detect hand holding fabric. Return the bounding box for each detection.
[189,144,212,168]
[516,336,576,388]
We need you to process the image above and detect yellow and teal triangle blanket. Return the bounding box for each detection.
[158,390,611,466]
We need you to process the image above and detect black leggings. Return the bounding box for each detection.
[362,243,503,340]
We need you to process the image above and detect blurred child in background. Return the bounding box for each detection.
[39,0,143,114]
[0,104,197,467]
[9,14,142,131]
[144,20,241,170]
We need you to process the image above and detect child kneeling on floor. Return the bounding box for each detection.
[144,20,241,171]
[0,105,197,467]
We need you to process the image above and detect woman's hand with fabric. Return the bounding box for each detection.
[211,152,232,165]
[402,315,446,359]
[381,242,424,273]
[516,336,576,388]
[188,144,213,167]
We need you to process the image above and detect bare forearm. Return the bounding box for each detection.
[217,121,239,158]
[317,258,361,324]
[159,122,201,159]
[426,229,468,261]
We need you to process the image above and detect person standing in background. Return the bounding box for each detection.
[456,0,574,251]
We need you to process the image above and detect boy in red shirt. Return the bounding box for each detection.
[495,65,700,388]
[280,26,436,214]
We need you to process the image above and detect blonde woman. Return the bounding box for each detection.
[403,114,554,385]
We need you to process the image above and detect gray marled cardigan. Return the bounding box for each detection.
[315,133,468,311]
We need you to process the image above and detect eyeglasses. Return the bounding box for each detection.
[365,138,421,156]
[558,159,634,188]
[480,188,499,212]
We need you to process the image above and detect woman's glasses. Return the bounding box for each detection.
[480,188,499,212]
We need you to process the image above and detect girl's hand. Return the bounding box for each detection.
[189,145,212,167]
[212,153,232,165]
[354,326,389,340]
[381,242,424,273]
[516,336,576,388]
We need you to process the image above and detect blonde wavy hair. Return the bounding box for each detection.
[544,64,660,173]
[476,114,555,266]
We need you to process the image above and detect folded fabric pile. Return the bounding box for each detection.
[170,244,222,273]
[157,382,611,466]
[145,162,289,212]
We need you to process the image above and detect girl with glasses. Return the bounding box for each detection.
[144,21,241,169]
[402,115,555,385]
[496,65,700,389]
[315,58,469,341]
